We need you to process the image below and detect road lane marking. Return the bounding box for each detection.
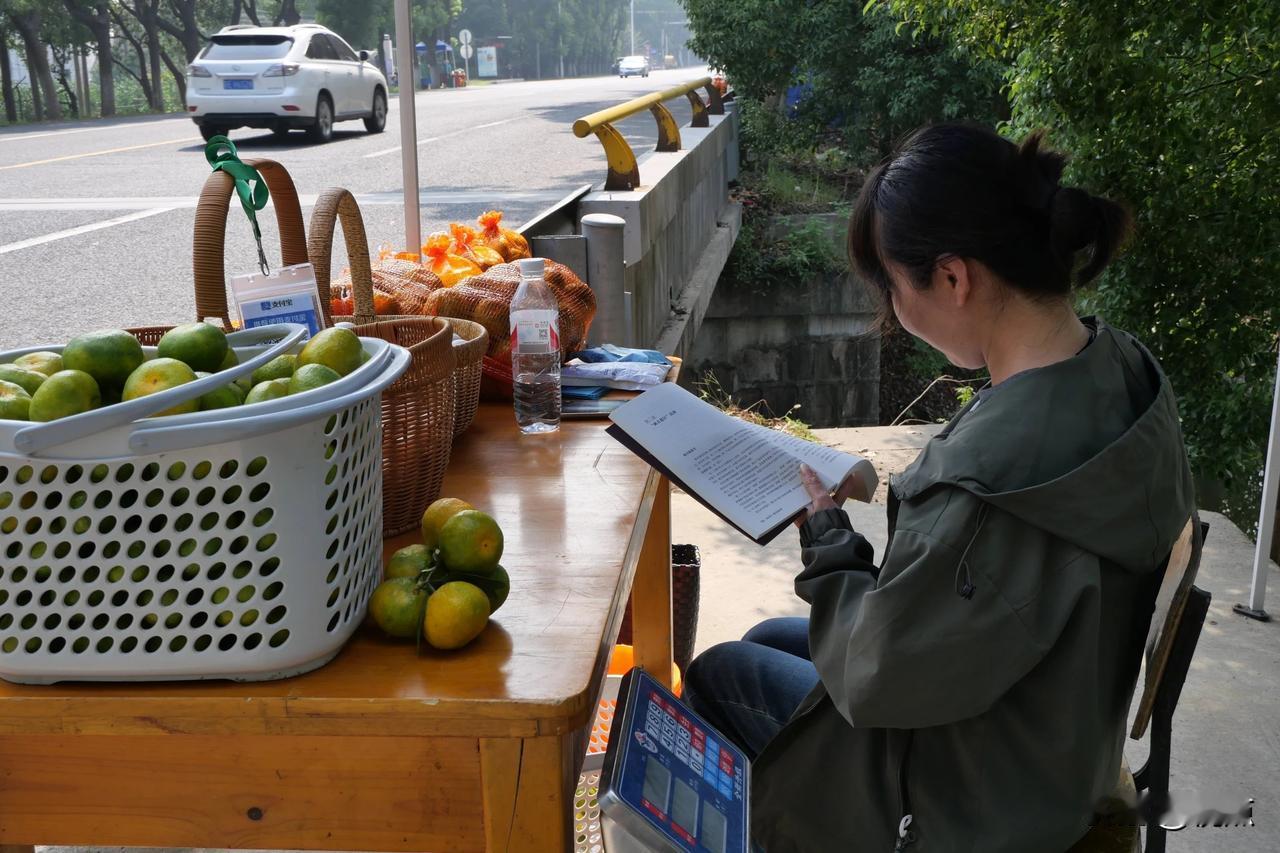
[0,136,201,171]
[362,117,519,159]
[0,189,566,212]
[0,119,191,144]
[0,207,176,255]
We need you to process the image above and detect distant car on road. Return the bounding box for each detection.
[186,24,388,143]
[618,55,650,78]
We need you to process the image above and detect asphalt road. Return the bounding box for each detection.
[0,69,704,349]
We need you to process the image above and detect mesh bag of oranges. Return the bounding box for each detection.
[423,259,595,397]
[476,210,531,262]
[422,233,483,286]
[449,223,504,270]
[351,246,445,315]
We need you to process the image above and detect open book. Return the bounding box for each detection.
[607,383,878,546]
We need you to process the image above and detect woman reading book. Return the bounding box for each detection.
[682,124,1194,851]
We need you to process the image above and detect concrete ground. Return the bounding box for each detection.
[675,425,1279,852]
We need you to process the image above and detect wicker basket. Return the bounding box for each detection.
[442,317,487,437]
[194,158,311,328]
[618,544,701,671]
[309,188,458,536]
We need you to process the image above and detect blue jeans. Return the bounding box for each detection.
[682,617,819,762]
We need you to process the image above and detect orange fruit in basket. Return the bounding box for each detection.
[219,348,239,371]
[193,372,245,411]
[244,378,291,406]
[157,323,228,373]
[0,364,46,396]
[299,327,364,377]
[372,290,399,315]
[420,497,475,550]
[13,351,62,376]
[29,369,101,421]
[424,581,490,650]
[288,363,342,395]
[369,577,430,639]
[122,358,199,416]
[252,353,297,385]
[438,510,504,576]
[0,380,31,421]
[62,329,145,389]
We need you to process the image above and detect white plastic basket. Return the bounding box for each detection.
[0,336,410,684]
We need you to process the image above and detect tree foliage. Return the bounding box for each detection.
[681,0,1004,164]
[876,0,1280,489]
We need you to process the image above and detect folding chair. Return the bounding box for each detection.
[1069,515,1210,853]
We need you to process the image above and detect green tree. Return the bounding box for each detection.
[877,0,1280,493]
[681,0,1004,163]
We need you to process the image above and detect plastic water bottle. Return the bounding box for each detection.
[510,257,561,434]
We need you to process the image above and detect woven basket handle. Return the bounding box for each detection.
[309,187,376,326]
[192,158,308,327]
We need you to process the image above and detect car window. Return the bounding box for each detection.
[305,35,338,61]
[327,35,360,63]
[202,35,294,60]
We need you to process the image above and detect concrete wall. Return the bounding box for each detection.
[577,109,741,355]
[686,213,881,428]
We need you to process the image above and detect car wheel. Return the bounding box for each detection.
[198,123,224,142]
[307,95,334,143]
[364,89,387,134]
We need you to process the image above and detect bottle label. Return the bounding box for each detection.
[511,309,560,354]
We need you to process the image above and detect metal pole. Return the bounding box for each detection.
[1238,342,1280,621]
[394,0,421,254]
[630,0,636,55]
[581,213,630,347]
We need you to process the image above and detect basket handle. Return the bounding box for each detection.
[309,187,377,327]
[128,344,412,455]
[192,158,309,326]
[12,324,306,457]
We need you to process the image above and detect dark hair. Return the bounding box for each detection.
[849,124,1133,321]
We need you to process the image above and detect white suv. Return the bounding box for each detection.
[186,24,388,143]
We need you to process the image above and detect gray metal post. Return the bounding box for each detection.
[531,235,589,284]
[1238,343,1280,621]
[581,213,629,347]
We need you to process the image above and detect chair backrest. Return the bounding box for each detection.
[1130,514,1205,739]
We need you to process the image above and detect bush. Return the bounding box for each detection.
[724,217,845,295]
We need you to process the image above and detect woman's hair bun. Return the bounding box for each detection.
[1021,130,1133,287]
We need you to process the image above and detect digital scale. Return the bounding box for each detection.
[598,667,750,852]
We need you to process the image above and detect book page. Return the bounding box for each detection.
[611,383,876,539]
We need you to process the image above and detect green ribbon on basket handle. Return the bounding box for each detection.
[205,135,272,276]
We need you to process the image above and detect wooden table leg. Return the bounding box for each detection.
[632,474,674,690]
[481,735,575,852]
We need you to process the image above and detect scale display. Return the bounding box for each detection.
[600,667,749,852]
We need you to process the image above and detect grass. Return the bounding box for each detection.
[696,372,821,443]
[758,161,845,210]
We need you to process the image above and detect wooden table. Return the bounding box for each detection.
[0,401,674,853]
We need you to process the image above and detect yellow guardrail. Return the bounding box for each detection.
[573,77,726,191]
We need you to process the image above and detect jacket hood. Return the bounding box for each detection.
[892,318,1194,571]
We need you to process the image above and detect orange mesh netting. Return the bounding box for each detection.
[423,260,596,394]
[477,210,531,262]
[449,223,504,270]
[422,233,483,286]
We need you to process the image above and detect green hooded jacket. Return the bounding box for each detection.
[751,319,1194,851]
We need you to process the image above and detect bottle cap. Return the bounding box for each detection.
[517,257,545,278]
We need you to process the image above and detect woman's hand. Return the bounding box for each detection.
[795,464,862,527]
